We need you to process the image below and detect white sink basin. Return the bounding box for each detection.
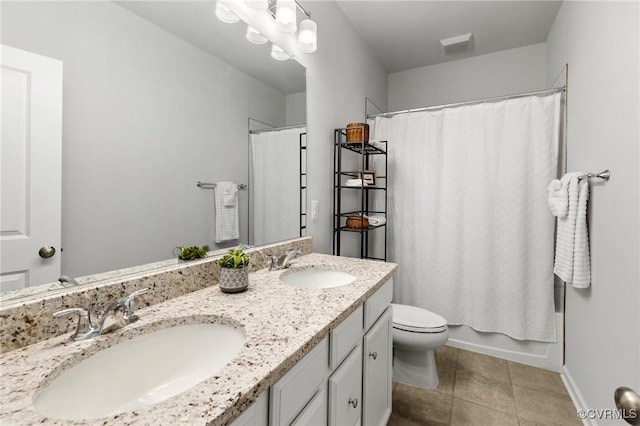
[33,322,245,420]
[280,268,356,289]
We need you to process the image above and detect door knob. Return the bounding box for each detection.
[39,246,56,258]
[614,387,640,425]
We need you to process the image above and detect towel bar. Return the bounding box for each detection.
[197,181,248,190]
[578,170,610,181]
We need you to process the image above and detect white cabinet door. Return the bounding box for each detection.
[363,307,392,426]
[329,344,362,426]
[291,386,327,426]
[229,391,268,426]
[1,45,62,292]
[270,336,330,426]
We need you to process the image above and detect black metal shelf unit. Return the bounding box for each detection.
[300,132,307,237]
[333,127,388,261]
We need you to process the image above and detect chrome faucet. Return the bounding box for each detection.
[58,275,80,287]
[54,288,150,341]
[269,248,302,271]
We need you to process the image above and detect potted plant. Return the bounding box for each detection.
[176,245,209,261]
[218,248,250,293]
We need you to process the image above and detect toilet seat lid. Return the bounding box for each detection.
[391,303,447,333]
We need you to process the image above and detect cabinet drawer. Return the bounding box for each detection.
[364,278,393,330]
[330,304,363,370]
[270,336,330,426]
[329,345,363,426]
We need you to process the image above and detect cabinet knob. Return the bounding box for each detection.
[348,398,358,408]
[369,351,378,360]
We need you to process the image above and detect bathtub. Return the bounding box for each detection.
[447,311,563,372]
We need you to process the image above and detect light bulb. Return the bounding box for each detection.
[297,18,317,53]
[245,0,268,9]
[246,25,268,45]
[275,0,297,33]
[215,1,239,24]
[271,44,291,61]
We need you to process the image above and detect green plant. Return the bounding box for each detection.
[176,245,209,261]
[218,248,250,269]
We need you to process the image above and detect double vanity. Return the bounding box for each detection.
[0,240,397,425]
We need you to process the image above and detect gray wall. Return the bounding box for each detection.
[285,91,307,127]
[302,2,388,255]
[388,43,548,111]
[239,1,389,254]
[1,2,286,277]
[546,0,640,417]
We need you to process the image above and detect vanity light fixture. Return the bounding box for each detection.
[271,44,291,61]
[297,18,317,53]
[271,0,318,53]
[215,1,240,24]
[246,25,268,44]
[275,0,297,33]
[215,0,318,58]
[245,0,268,9]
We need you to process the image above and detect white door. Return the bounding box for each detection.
[1,45,62,292]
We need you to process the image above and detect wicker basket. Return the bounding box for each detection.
[346,215,369,229]
[346,122,370,143]
[219,267,249,293]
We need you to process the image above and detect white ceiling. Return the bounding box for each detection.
[335,1,563,73]
[116,1,562,92]
[116,1,306,95]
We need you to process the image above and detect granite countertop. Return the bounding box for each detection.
[0,253,397,425]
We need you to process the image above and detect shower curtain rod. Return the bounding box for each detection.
[367,86,566,119]
[249,124,306,134]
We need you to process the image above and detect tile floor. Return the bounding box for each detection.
[388,346,582,426]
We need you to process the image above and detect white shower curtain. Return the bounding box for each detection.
[250,127,305,246]
[373,93,561,342]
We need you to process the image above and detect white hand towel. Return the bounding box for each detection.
[217,181,238,207]
[547,178,568,217]
[367,215,387,226]
[553,172,591,288]
[214,182,239,243]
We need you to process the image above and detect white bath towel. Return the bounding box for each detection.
[214,182,239,243]
[547,177,568,217]
[553,172,591,288]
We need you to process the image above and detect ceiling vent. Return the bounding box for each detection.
[440,33,474,55]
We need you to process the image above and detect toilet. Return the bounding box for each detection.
[391,303,449,389]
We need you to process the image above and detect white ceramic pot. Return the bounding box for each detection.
[219,267,249,293]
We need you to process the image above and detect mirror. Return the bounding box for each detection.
[248,122,307,247]
[0,1,306,301]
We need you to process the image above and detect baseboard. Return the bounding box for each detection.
[561,365,595,426]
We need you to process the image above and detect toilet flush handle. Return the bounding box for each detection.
[369,351,378,360]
